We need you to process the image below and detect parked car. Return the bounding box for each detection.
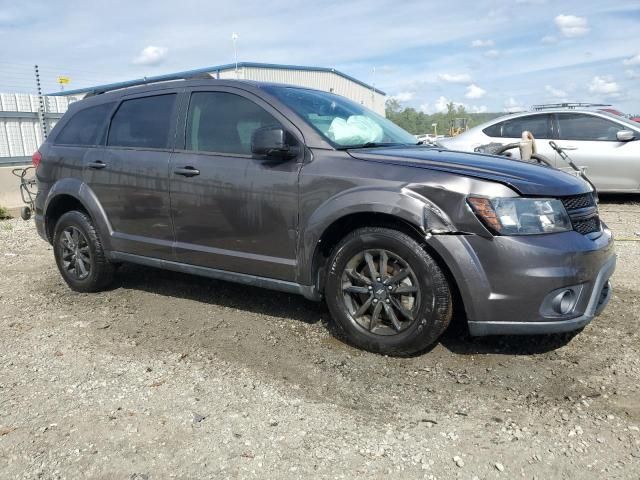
[32,79,615,355]
[438,107,640,193]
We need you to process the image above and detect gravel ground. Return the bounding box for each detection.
[0,197,639,479]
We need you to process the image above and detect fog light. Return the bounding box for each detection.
[551,289,577,315]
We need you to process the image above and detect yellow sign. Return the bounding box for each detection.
[57,76,71,85]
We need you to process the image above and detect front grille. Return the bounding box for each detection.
[561,193,594,211]
[560,193,601,236]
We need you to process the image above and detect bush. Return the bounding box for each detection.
[0,205,11,220]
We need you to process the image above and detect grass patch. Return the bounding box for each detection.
[0,205,11,220]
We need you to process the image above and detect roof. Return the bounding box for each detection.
[47,61,386,97]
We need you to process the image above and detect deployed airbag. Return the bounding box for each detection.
[327,115,384,145]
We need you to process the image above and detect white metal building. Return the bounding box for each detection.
[0,63,386,164]
[52,62,387,115]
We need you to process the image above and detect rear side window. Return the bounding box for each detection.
[55,103,113,146]
[556,113,622,141]
[483,114,552,139]
[107,94,176,149]
[185,92,281,155]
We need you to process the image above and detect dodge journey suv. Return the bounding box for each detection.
[33,79,616,355]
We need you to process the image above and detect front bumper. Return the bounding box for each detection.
[467,256,614,335]
[426,225,616,336]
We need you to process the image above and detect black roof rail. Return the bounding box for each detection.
[83,72,214,98]
[531,102,612,111]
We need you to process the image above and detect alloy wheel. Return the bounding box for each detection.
[340,249,425,336]
[59,226,92,280]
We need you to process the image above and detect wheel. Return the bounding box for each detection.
[20,206,32,221]
[53,210,114,293]
[325,227,452,356]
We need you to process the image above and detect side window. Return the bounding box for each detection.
[186,91,282,155]
[482,122,503,137]
[499,115,551,138]
[107,94,176,149]
[556,113,622,141]
[55,103,114,146]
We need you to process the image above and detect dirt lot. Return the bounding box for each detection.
[1,198,639,480]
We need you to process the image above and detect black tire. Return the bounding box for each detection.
[53,210,114,293]
[325,227,452,356]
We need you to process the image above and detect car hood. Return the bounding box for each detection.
[348,146,592,196]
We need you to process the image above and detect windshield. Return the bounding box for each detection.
[597,110,640,130]
[265,86,417,148]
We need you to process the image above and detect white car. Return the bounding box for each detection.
[438,107,640,193]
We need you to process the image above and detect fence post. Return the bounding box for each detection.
[34,64,48,139]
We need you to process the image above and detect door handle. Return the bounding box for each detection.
[87,161,107,169]
[174,166,200,177]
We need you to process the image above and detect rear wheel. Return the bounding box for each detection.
[325,227,452,356]
[53,210,114,292]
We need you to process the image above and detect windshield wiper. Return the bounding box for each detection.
[336,142,402,150]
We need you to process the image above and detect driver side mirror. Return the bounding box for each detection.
[617,130,635,142]
[251,126,298,159]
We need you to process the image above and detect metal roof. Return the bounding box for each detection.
[47,62,386,96]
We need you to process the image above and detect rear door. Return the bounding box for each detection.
[85,91,178,259]
[483,114,556,164]
[169,88,303,280]
[553,113,640,191]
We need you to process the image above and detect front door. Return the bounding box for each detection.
[85,91,178,259]
[554,113,639,191]
[169,88,302,281]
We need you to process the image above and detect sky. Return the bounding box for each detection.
[1,0,639,114]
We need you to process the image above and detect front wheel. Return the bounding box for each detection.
[325,227,452,356]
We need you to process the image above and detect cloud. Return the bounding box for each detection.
[588,76,620,95]
[465,84,486,99]
[623,53,640,66]
[545,85,567,98]
[438,73,472,83]
[391,91,415,102]
[420,96,459,114]
[626,70,639,80]
[132,46,168,66]
[554,14,590,38]
[471,39,494,48]
[484,49,499,58]
[504,97,525,113]
[541,35,557,44]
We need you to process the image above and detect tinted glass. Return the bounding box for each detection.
[265,86,417,148]
[484,114,551,139]
[107,94,176,149]
[556,113,622,141]
[55,103,113,146]
[186,92,281,155]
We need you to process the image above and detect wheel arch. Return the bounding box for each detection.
[43,178,112,248]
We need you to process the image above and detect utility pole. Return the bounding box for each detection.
[34,64,48,139]
[232,32,239,78]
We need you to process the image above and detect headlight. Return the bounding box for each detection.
[467,196,572,235]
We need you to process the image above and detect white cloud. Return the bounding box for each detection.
[471,39,494,48]
[391,91,415,102]
[554,14,590,38]
[541,35,557,44]
[438,73,472,84]
[465,84,486,99]
[588,76,620,95]
[434,96,452,113]
[545,85,567,98]
[623,53,640,66]
[626,70,639,80]
[504,97,525,113]
[484,49,499,58]
[132,46,168,66]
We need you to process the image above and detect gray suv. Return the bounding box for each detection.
[33,79,616,355]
